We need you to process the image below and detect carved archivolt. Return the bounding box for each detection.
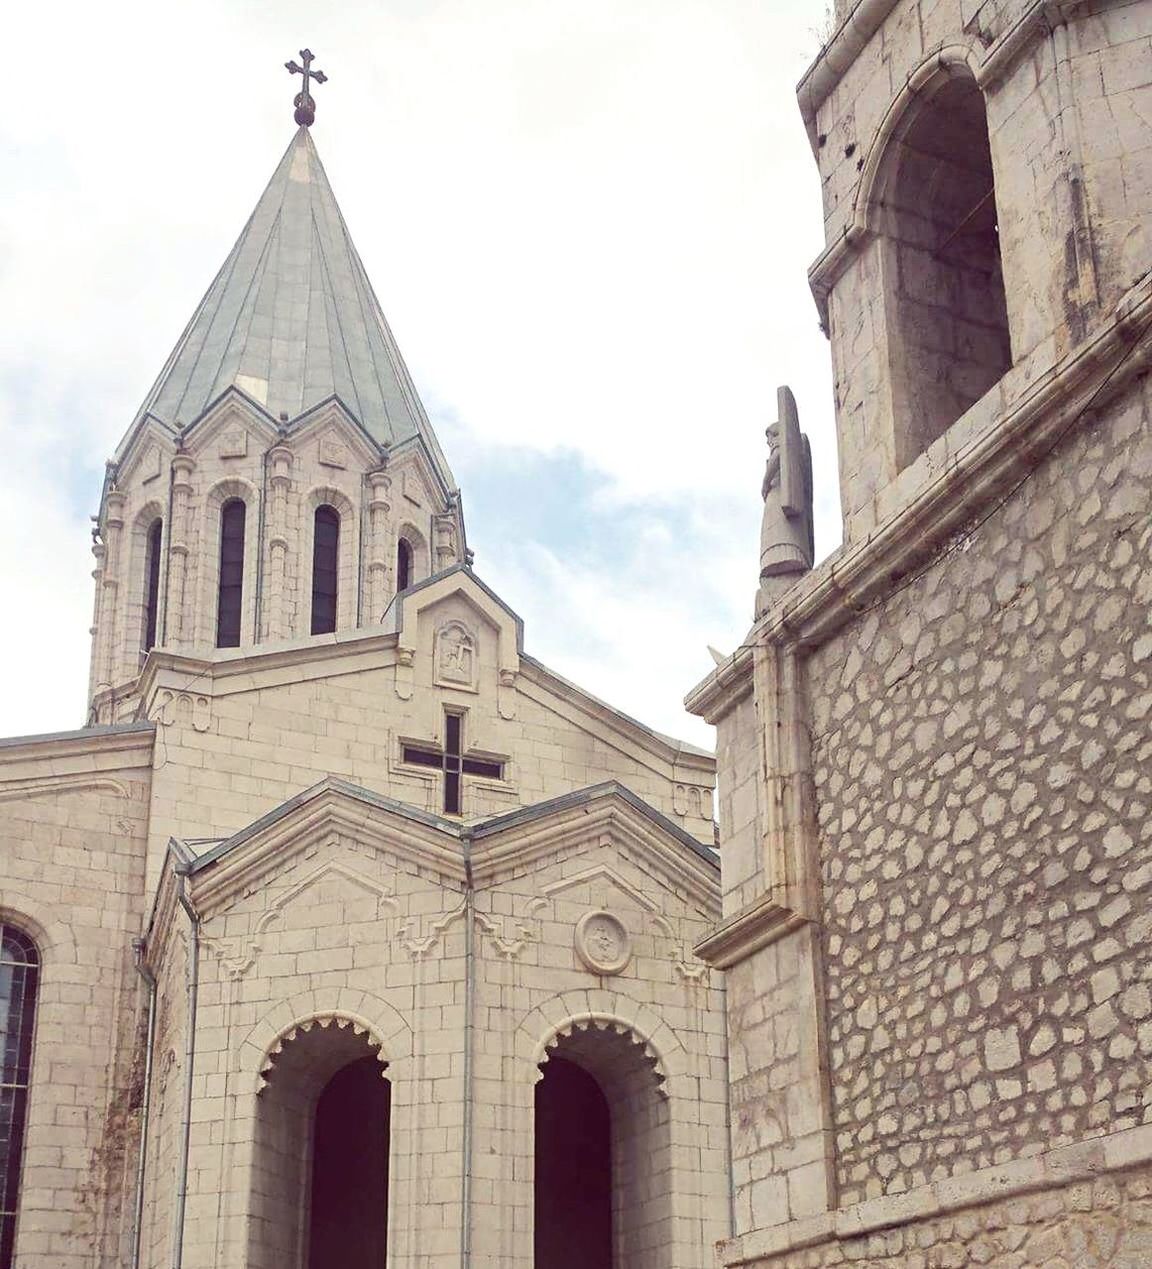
[258,1014,388,1090]
[535,1015,670,1099]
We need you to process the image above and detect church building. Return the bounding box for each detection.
[5,0,1152,1264]
[0,60,726,1269]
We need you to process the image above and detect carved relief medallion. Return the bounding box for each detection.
[435,620,477,690]
[575,910,631,976]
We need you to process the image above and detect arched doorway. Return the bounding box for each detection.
[535,1058,612,1269]
[249,1019,390,1269]
[534,1023,670,1269]
[308,1056,390,1269]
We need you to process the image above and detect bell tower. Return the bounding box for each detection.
[87,97,466,722]
[802,0,1152,541]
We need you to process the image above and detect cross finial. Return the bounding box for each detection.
[285,48,328,127]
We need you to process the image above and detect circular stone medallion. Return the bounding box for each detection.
[575,910,631,975]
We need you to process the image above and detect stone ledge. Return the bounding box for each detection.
[718,1123,1152,1266]
[694,894,809,968]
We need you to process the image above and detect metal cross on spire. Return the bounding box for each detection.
[285,48,328,127]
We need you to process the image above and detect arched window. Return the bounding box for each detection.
[0,925,39,1269]
[310,506,340,635]
[216,499,246,649]
[142,517,163,652]
[879,71,1011,467]
[396,537,412,593]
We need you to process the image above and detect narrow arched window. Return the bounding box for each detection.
[397,537,412,592]
[216,499,246,649]
[310,506,340,635]
[881,71,1011,467]
[0,925,39,1269]
[143,517,163,652]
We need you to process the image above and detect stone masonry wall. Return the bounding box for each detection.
[739,1163,1152,1267]
[806,375,1152,1205]
[0,733,152,1268]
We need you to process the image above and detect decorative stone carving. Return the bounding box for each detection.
[219,429,248,459]
[435,620,477,690]
[575,910,631,975]
[319,437,347,469]
[151,690,212,732]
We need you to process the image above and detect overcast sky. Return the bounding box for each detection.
[2,0,838,750]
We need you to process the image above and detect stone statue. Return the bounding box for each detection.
[755,385,814,617]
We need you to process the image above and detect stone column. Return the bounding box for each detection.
[87,537,106,714]
[98,491,127,706]
[167,454,196,647]
[365,469,392,622]
[263,445,294,642]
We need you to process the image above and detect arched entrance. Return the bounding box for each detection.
[249,1018,390,1269]
[534,1022,671,1269]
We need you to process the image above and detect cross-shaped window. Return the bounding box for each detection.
[401,712,505,815]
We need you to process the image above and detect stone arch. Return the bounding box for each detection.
[302,484,360,634]
[238,992,413,1095]
[395,521,428,593]
[853,44,984,235]
[198,476,261,648]
[516,987,686,1095]
[0,894,78,971]
[527,996,682,1269]
[245,1010,398,1269]
[860,46,1012,467]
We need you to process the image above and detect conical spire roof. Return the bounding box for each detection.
[125,127,451,480]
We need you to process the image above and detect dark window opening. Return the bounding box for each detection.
[400,713,505,815]
[881,73,1012,467]
[308,1056,390,1269]
[535,1058,612,1269]
[0,925,39,1269]
[143,517,163,652]
[310,505,340,635]
[396,537,412,592]
[216,499,246,648]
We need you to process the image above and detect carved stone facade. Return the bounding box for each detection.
[0,121,724,1269]
[690,0,1152,1265]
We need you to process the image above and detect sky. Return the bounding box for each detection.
[1,0,839,750]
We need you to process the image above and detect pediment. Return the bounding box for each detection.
[183,779,465,918]
[115,417,177,492]
[388,567,522,677]
[470,782,719,920]
[285,398,384,470]
[181,387,280,457]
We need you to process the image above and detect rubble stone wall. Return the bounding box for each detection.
[806,376,1152,1204]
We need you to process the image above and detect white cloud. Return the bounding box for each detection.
[2,0,840,744]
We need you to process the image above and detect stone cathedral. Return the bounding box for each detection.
[2,2,1151,1267]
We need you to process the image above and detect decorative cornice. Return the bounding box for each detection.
[687,272,1152,722]
[693,893,810,969]
[0,721,155,767]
